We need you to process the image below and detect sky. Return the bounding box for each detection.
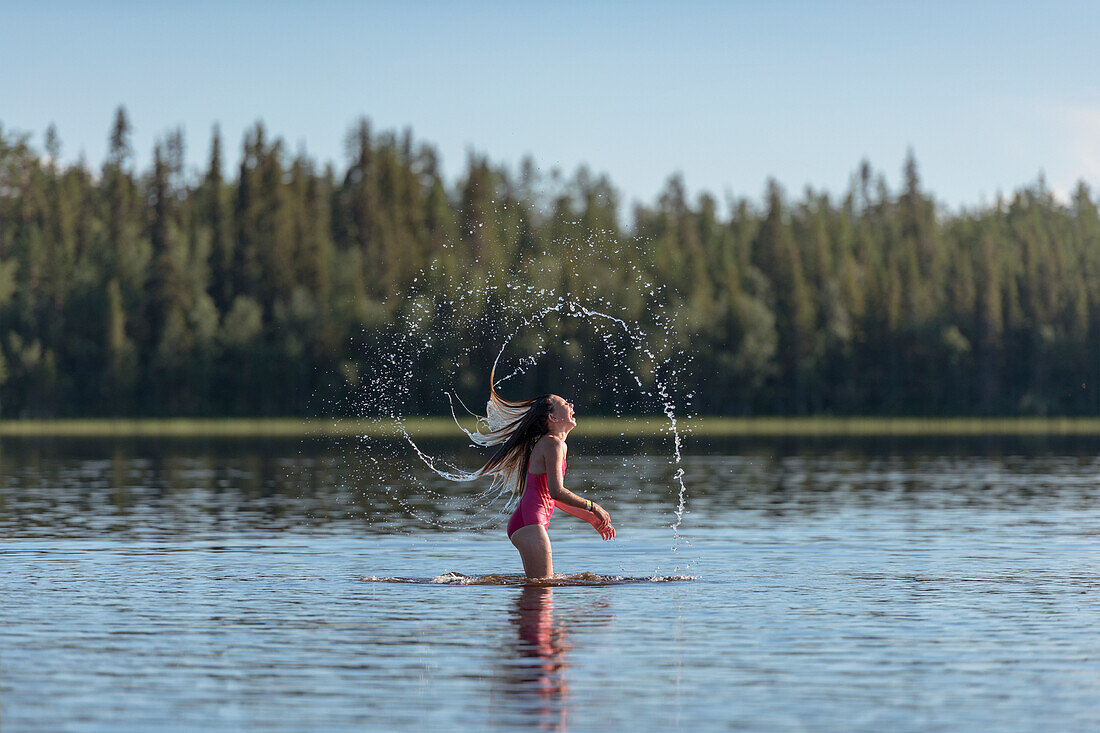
[4,0,1100,212]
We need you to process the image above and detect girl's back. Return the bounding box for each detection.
[528,434,565,475]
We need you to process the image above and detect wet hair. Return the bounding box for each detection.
[466,364,555,497]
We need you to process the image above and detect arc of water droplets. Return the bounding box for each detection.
[349,431,513,530]
[387,284,690,552]
[356,237,691,546]
[354,350,517,530]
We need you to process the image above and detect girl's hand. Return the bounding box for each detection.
[590,503,614,540]
[590,502,611,528]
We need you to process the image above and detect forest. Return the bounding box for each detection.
[1,107,1098,418]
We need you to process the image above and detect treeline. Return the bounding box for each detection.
[1,107,1098,417]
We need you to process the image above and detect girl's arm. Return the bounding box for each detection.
[546,440,608,518]
[544,439,614,538]
[555,500,616,540]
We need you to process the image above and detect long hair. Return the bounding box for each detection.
[466,364,553,497]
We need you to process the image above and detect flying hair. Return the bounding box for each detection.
[452,362,554,497]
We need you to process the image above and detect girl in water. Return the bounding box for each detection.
[469,378,615,579]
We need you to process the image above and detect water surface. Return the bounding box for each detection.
[3,437,1099,731]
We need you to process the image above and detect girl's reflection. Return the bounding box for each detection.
[501,585,613,731]
[503,585,570,730]
[515,585,570,691]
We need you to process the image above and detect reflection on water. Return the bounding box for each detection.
[4,436,1100,731]
[4,436,1100,538]
[506,587,571,729]
[497,586,616,731]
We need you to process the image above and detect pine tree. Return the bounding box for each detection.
[145,130,195,410]
[754,180,816,412]
[202,125,233,311]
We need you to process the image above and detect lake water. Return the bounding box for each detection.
[3,436,1100,731]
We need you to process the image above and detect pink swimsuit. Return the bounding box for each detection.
[507,460,566,537]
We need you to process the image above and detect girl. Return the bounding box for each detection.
[470,380,615,578]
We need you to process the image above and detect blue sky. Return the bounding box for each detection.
[4,0,1099,211]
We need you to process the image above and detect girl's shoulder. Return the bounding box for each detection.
[529,434,562,475]
[540,433,565,449]
[531,433,564,460]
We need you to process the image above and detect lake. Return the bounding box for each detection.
[3,435,1099,731]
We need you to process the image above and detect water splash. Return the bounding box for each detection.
[359,572,697,586]
[345,230,692,557]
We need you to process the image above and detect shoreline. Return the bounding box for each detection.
[2,416,1099,438]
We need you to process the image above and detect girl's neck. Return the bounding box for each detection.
[547,426,571,441]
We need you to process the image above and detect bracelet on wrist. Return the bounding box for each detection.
[586,499,593,512]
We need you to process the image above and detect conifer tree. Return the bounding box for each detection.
[754,180,816,412]
[203,125,234,312]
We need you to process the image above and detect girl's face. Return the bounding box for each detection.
[549,395,576,430]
